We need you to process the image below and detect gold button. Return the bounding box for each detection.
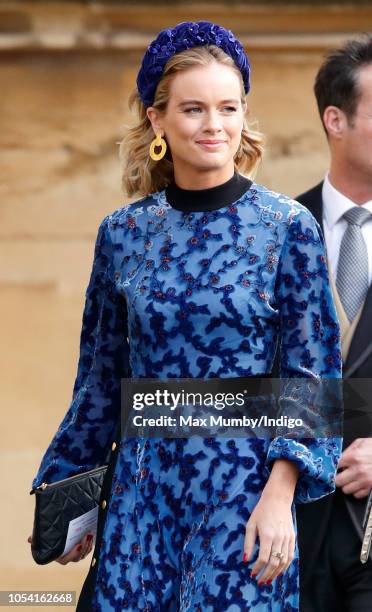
[111,441,117,451]
[101,500,107,509]
[91,557,96,567]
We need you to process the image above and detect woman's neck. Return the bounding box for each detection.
[172,166,236,190]
[165,170,252,212]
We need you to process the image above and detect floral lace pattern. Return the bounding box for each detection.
[32,182,342,611]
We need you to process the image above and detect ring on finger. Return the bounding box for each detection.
[270,550,285,561]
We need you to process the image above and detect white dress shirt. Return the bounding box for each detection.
[322,173,372,285]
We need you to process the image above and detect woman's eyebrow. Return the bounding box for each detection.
[177,98,240,107]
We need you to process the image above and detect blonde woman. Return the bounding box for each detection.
[30,21,342,611]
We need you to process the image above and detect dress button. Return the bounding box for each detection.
[101,500,107,509]
[91,557,96,567]
[111,441,117,451]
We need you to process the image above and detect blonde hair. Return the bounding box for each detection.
[119,44,264,198]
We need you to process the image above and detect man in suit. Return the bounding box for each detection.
[294,36,372,611]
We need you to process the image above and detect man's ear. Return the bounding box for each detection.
[323,106,347,140]
[146,107,164,135]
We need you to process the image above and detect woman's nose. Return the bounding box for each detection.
[202,111,223,132]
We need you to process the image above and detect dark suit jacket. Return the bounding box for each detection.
[297,182,372,382]
[272,181,372,578]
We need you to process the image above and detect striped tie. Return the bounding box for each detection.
[336,206,372,323]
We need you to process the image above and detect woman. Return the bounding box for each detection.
[29,21,342,611]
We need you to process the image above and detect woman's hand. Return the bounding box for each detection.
[243,488,295,584]
[243,459,298,585]
[27,532,94,564]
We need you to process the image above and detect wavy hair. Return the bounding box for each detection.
[119,44,264,198]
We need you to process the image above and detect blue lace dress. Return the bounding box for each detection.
[31,173,342,611]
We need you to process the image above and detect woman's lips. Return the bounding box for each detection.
[196,140,227,150]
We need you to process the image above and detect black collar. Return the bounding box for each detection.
[165,171,252,212]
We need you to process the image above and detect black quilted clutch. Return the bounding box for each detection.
[29,465,107,565]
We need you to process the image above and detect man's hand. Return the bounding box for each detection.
[335,438,372,498]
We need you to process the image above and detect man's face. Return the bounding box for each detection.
[342,64,372,179]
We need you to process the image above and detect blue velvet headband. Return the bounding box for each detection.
[136,21,251,108]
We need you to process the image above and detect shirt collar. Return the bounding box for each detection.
[322,173,372,229]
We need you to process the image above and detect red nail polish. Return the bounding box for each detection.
[87,534,93,542]
[266,579,272,585]
[251,572,257,578]
[257,581,264,588]
[243,553,248,562]
[77,544,82,551]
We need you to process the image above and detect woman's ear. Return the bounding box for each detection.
[146,107,163,135]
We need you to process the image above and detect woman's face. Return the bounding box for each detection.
[147,61,246,183]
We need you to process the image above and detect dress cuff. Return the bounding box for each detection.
[265,436,342,504]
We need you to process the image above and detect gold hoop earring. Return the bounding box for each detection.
[149,131,167,161]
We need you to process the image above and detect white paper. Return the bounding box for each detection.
[61,506,99,556]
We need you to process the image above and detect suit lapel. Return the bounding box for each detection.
[327,266,364,364]
[301,183,323,228]
[344,285,372,375]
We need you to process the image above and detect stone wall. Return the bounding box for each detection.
[1,1,370,602]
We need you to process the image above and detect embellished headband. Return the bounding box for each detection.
[136,21,251,108]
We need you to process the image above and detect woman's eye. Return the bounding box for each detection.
[184,107,237,114]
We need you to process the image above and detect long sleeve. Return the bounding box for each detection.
[31,215,130,490]
[266,206,343,504]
